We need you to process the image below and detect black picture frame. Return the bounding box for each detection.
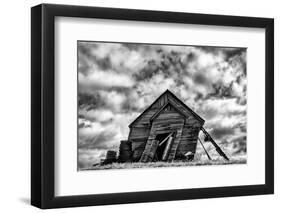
[31,3,274,209]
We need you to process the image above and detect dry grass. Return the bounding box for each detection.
[81,155,246,171]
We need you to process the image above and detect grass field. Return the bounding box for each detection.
[81,155,246,171]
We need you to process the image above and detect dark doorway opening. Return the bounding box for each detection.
[154,133,171,161]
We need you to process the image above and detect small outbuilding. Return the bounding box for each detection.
[126,89,205,162]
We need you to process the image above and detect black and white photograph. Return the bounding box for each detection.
[29,2,274,209]
[78,41,247,170]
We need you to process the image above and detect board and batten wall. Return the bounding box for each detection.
[128,91,204,161]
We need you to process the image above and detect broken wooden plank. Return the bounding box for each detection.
[167,128,184,161]
[140,140,159,163]
[162,134,174,161]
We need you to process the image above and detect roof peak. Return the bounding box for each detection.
[161,89,173,95]
[128,89,205,128]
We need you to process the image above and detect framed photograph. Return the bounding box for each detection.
[31,4,274,209]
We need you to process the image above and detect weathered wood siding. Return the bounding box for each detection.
[130,91,203,128]
[127,90,204,161]
[132,142,146,161]
[175,115,202,157]
[140,140,159,162]
[175,124,200,157]
[168,95,198,122]
[131,93,169,128]
[128,127,150,161]
[141,105,185,162]
[128,93,170,160]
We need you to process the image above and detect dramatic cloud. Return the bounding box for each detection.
[79,71,134,92]
[78,41,247,168]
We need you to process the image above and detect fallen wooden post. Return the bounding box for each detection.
[201,127,229,161]
[159,132,173,147]
[198,137,212,160]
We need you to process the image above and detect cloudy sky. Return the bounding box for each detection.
[78,41,247,169]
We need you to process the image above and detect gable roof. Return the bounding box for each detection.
[129,89,205,127]
[149,101,186,123]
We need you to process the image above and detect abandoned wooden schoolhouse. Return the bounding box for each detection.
[103,90,228,165]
